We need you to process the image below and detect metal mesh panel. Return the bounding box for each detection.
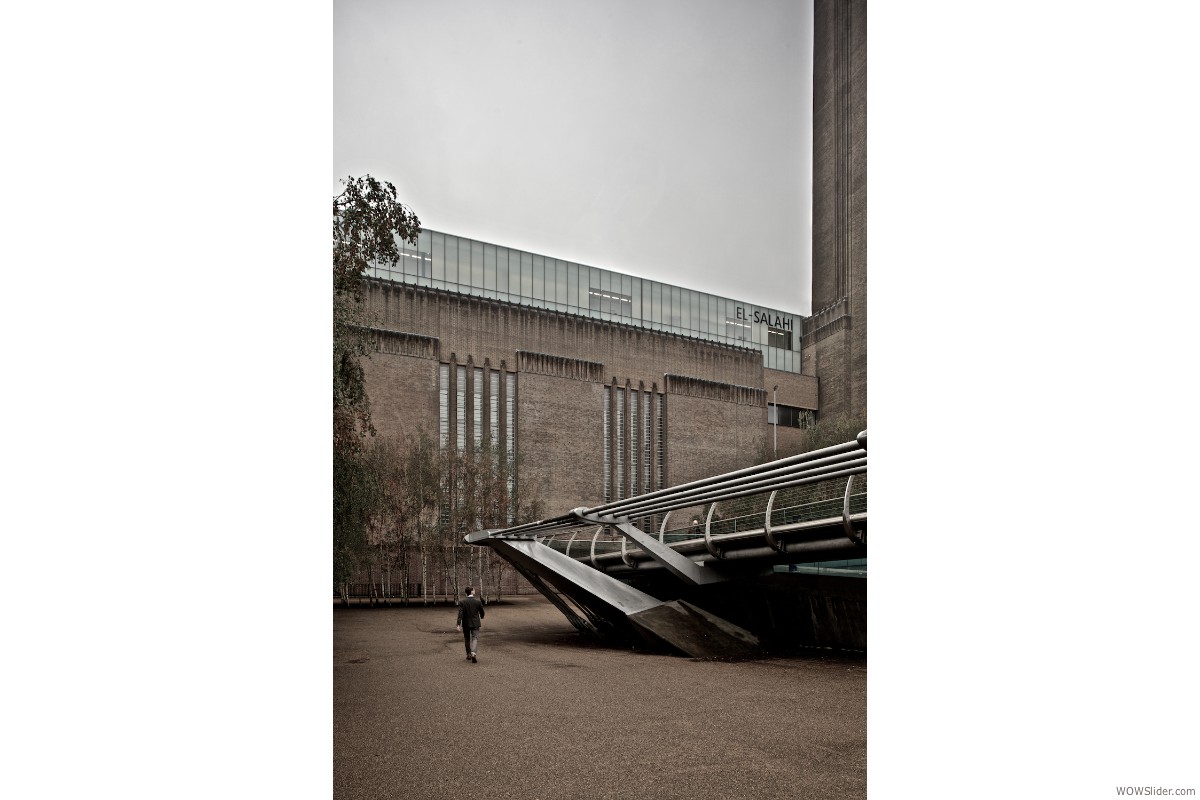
[438,363,449,448]
[473,367,483,447]
[643,391,651,493]
[602,386,611,503]
[489,369,499,446]
[630,390,639,495]
[616,388,625,500]
[656,395,664,490]
[456,365,466,452]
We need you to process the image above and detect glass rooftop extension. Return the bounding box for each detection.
[369,229,805,373]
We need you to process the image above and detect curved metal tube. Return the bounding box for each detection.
[565,530,578,557]
[467,432,868,555]
[763,490,783,551]
[590,437,862,518]
[843,475,864,545]
[620,536,637,569]
[605,454,866,519]
[598,460,866,521]
[703,502,723,559]
[588,526,602,569]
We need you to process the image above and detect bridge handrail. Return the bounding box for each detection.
[466,431,866,545]
[540,494,867,558]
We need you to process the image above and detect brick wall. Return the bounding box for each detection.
[366,281,766,390]
[361,279,806,521]
[810,0,867,424]
[516,372,606,514]
[665,389,768,486]
[363,335,440,444]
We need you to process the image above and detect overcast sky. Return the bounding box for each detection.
[334,0,814,314]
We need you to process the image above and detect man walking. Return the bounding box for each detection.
[456,586,485,663]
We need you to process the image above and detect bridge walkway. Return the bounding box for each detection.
[466,432,867,657]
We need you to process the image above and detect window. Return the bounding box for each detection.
[726,318,751,341]
[616,389,626,500]
[483,244,497,294]
[471,240,484,292]
[438,364,449,448]
[603,386,612,503]
[497,247,510,296]
[505,373,516,521]
[589,288,632,316]
[399,247,431,278]
[445,235,459,287]
[656,397,665,490]
[532,255,545,304]
[489,369,500,447]
[607,388,662,499]
[768,403,816,429]
[456,366,467,451]
[767,326,793,350]
[473,367,483,447]
[505,373,516,460]
[642,391,652,493]
[430,231,446,283]
[630,391,639,496]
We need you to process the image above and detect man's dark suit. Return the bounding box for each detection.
[457,594,485,660]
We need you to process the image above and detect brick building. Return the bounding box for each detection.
[359,0,866,528]
[361,230,820,519]
[806,0,866,422]
[350,0,867,603]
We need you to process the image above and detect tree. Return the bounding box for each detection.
[332,175,421,448]
[333,176,421,596]
[355,430,545,605]
[442,436,544,603]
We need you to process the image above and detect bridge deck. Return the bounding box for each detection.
[466,432,868,655]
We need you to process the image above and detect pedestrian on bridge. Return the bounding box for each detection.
[456,586,485,663]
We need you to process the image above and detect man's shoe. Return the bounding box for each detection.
[471,653,478,663]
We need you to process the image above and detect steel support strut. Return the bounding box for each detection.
[572,509,725,585]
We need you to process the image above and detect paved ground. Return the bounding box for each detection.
[334,595,866,800]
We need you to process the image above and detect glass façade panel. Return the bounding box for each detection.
[531,254,545,306]
[483,243,497,296]
[431,231,446,284]
[416,229,433,285]
[445,235,459,288]
[520,251,533,299]
[554,259,566,309]
[567,262,579,312]
[471,239,484,295]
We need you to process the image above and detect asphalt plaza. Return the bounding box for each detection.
[334,595,866,800]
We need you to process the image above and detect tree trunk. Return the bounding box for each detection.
[384,546,391,607]
[488,552,500,603]
[420,548,428,606]
[400,544,409,606]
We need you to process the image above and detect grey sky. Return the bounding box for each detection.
[334,0,813,314]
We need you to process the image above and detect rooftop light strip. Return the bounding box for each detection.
[587,290,632,303]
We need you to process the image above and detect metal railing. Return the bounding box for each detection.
[466,431,866,568]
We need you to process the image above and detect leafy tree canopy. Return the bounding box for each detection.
[333,175,422,299]
[332,175,422,448]
[333,176,421,586]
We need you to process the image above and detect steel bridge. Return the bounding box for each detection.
[466,431,867,657]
